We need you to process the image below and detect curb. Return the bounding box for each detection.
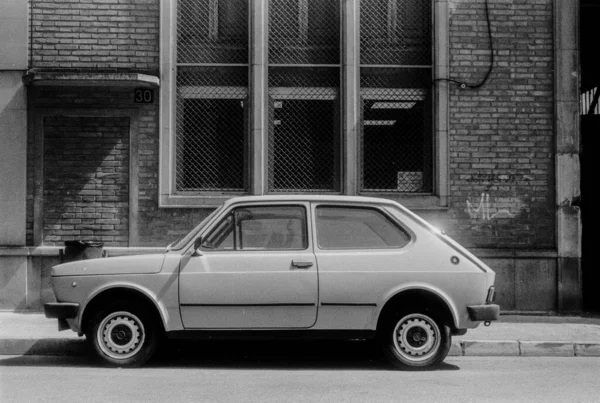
[450,340,600,357]
[1,339,599,358]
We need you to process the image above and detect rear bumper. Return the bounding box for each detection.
[44,302,79,320]
[467,304,500,322]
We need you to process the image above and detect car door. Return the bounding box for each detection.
[179,202,318,329]
[312,203,413,329]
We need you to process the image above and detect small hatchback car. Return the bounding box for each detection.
[45,195,499,369]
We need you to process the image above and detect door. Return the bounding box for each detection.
[179,203,318,328]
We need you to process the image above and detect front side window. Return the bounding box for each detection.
[316,206,410,249]
[202,205,308,251]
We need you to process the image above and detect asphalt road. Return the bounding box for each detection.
[1,344,599,403]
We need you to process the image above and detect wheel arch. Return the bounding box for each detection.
[80,286,166,336]
[376,286,459,333]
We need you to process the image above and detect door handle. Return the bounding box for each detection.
[291,260,313,269]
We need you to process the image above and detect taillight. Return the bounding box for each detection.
[486,286,496,304]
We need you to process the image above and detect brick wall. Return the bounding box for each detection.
[29,87,213,247]
[30,0,159,73]
[43,116,130,245]
[443,0,555,249]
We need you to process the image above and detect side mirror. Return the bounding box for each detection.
[192,237,203,256]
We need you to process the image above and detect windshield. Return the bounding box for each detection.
[168,206,224,251]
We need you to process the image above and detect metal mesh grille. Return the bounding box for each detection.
[268,67,340,192]
[360,67,432,193]
[175,66,248,192]
[360,0,432,65]
[269,0,340,65]
[177,0,248,64]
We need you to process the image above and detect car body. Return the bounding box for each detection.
[44,195,499,369]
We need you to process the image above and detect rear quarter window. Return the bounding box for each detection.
[316,206,411,249]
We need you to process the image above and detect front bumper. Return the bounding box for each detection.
[467,304,500,322]
[44,302,79,319]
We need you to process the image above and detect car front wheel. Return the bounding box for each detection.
[88,302,159,367]
[380,311,451,370]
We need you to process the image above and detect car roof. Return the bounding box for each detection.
[223,195,403,209]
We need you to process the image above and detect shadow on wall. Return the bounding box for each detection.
[0,256,28,310]
[0,73,27,245]
[42,115,130,247]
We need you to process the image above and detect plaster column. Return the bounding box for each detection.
[0,0,27,246]
[0,0,28,310]
[554,0,582,312]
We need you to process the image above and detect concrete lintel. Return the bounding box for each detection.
[23,72,160,88]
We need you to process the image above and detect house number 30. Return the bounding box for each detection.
[134,89,154,103]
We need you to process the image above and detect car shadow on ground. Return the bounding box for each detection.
[154,339,460,371]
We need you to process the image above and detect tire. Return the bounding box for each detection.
[379,311,451,370]
[87,301,159,367]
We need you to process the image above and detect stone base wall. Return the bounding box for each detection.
[0,247,560,313]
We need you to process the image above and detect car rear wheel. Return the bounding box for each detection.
[87,301,159,367]
[380,311,451,370]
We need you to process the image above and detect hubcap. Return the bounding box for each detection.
[393,314,440,362]
[97,311,145,360]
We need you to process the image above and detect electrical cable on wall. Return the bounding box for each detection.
[434,0,494,89]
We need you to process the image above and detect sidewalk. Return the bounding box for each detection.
[1,312,600,358]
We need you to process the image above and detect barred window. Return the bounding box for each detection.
[177,0,248,64]
[162,0,442,206]
[268,68,340,192]
[176,0,249,193]
[360,0,433,193]
[269,0,340,65]
[176,67,248,191]
[268,0,341,193]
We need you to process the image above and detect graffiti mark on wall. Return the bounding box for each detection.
[466,193,516,221]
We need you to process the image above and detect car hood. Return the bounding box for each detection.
[51,254,166,277]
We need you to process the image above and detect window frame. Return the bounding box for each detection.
[160,0,448,208]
